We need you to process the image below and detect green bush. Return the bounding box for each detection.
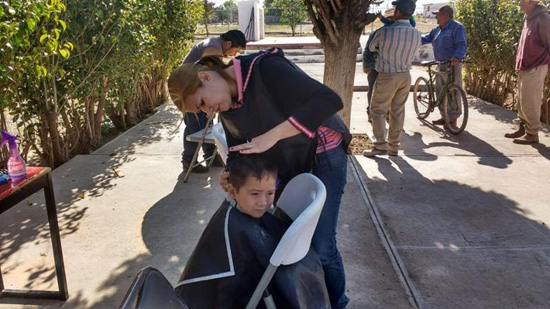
[1,0,202,167]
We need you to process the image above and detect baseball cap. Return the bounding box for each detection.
[391,0,416,15]
[432,5,454,18]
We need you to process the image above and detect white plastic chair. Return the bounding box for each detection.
[183,117,217,183]
[211,122,228,165]
[245,173,326,309]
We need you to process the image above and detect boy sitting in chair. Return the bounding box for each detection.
[175,154,329,308]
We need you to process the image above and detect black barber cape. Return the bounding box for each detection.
[175,200,330,308]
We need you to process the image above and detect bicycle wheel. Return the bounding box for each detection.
[443,84,468,134]
[413,77,433,119]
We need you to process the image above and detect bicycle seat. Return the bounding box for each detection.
[420,60,438,66]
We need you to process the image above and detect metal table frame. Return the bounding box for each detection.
[0,167,68,300]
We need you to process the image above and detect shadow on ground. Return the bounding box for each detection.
[358,155,550,308]
[0,107,183,308]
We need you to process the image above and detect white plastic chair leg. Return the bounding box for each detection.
[246,264,277,309]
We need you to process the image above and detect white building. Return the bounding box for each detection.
[422,2,450,18]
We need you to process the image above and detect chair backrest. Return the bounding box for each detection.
[119,267,188,309]
[246,173,327,309]
[271,173,326,266]
[212,122,228,164]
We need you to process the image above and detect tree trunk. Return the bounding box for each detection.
[160,79,169,103]
[107,107,126,130]
[125,99,138,127]
[0,109,8,162]
[92,77,108,147]
[323,32,361,127]
[203,0,210,36]
[43,111,67,167]
[304,0,376,128]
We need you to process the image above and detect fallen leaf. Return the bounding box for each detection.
[113,168,125,178]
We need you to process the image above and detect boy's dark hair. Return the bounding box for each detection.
[220,30,247,49]
[228,154,277,191]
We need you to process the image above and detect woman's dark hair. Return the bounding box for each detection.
[220,30,247,48]
[167,55,233,113]
[228,154,278,191]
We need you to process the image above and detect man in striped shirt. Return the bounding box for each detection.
[364,0,422,157]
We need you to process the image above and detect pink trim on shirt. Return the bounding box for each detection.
[288,116,315,138]
[231,58,244,107]
[243,48,279,92]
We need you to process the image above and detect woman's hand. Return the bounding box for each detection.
[219,171,230,192]
[229,133,278,154]
[229,120,301,154]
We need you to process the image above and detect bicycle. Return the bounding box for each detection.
[412,60,469,134]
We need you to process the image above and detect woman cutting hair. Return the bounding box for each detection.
[168,48,351,308]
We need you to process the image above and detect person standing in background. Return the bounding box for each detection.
[363,0,421,157]
[421,5,467,127]
[181,30,247,173]
[363,9,416,122]
[505,0,550,144]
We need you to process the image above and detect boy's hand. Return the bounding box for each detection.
[219,171,230,192]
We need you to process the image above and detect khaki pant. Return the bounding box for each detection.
[517,65,548,135]
[370,71,411,152]
[435,63,463,119]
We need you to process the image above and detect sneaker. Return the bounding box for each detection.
[432,118,445,126]
[513,133,538,145]
[363,148,387,157]
[182,161,209,173]
[388,149,398,156]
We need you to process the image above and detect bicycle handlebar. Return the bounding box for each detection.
[418,59,470,67]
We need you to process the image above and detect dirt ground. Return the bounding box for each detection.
[349,133,372,155]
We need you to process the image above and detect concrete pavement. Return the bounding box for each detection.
[1,60,550,309]
[353,93,550,308]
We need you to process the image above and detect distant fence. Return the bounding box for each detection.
[264,15,280,24]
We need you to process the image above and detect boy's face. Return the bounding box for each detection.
[228,175,276,218]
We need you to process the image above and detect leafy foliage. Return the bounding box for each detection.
[271,0,308,36]
[1,0,203,167]
[1,0,72,164]
[216,0,238,24]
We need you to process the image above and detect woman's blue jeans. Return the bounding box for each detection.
[312,143,349,309]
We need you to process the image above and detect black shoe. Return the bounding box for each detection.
[513,133,538,144]
[504,125,525,139]
[432,118,445,126]
[182,161,209,173]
